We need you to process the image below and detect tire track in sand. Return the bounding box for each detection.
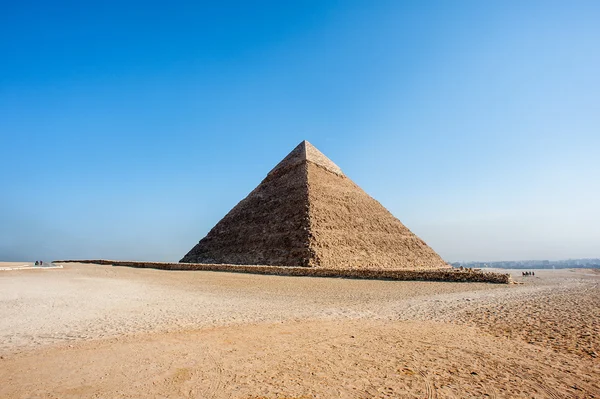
[196,350,224,399]
[419,370,437,399]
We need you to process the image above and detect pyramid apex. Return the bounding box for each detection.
[269,141,343,176]
[302,141,343,175]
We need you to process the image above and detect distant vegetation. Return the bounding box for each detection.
[451,258,600,269]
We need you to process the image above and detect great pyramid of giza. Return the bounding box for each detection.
[180,141,448,270]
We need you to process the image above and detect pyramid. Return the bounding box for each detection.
[180,141,448,270]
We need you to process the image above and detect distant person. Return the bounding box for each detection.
[34,261,38,266]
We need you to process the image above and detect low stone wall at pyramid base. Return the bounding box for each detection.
[54,260,513,284]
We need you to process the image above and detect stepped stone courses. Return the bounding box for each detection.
[181,140,449,270]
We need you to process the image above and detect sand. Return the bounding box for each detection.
[1,262,598,398]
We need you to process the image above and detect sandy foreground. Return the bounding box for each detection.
[0,263,598,398]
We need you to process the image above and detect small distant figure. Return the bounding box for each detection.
[532,271,535,276]
[34,261,38,266]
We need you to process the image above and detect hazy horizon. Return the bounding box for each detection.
[1,1,599,263]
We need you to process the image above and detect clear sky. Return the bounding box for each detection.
[1,1,599,262]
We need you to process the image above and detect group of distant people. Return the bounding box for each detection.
[34,260,44,266]
[522,271,535,276]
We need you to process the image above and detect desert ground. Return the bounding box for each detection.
[1,262,598,398]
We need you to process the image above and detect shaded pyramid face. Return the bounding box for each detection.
[180,141,448,270]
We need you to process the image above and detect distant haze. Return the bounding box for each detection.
[1,2,598,262]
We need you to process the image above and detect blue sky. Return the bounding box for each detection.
[1,1,599,262]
